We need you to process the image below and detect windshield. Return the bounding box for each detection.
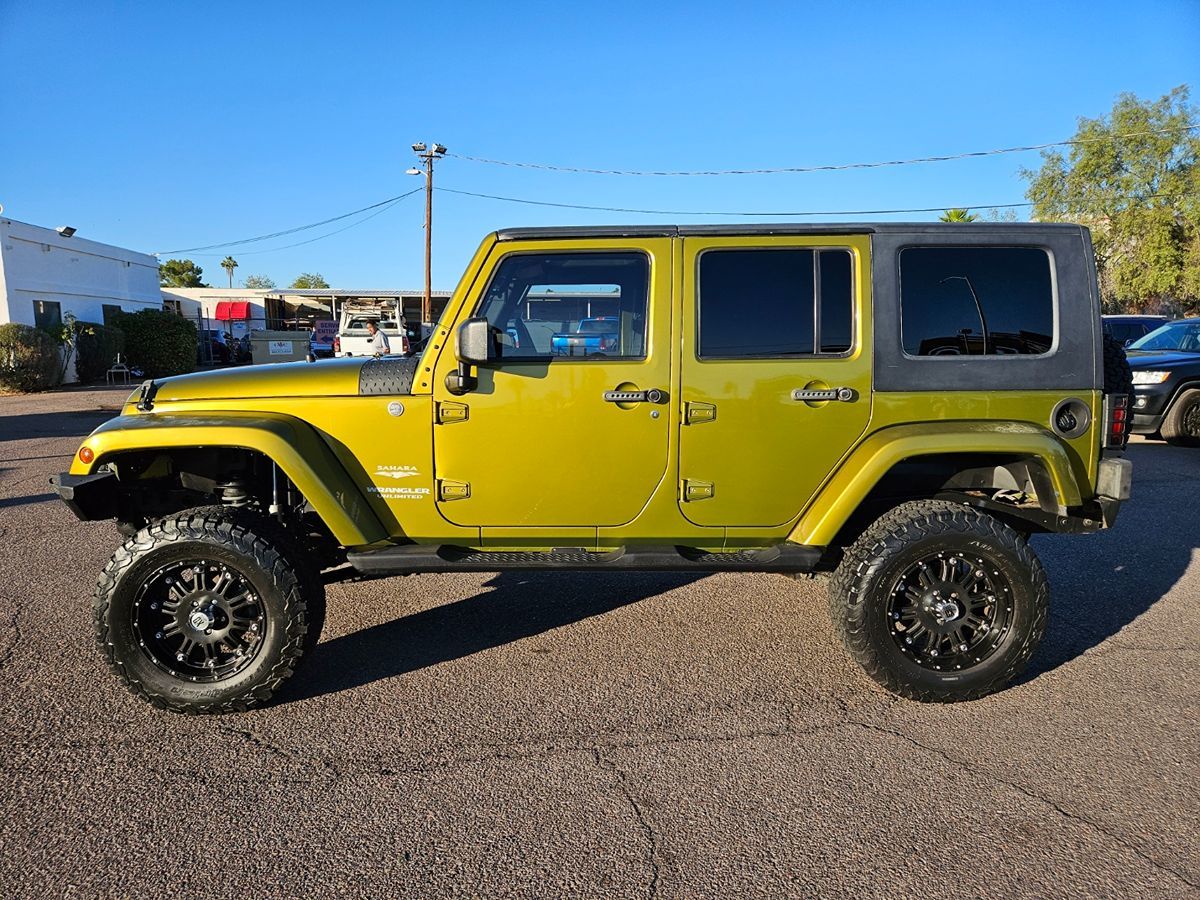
[578,319,616,333]
[1129,321,1200,353]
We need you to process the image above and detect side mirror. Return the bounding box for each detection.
[446,317,493,396]
[456,317,494,365]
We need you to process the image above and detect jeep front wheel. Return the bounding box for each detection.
[828,500,1048,702]
[94,510,322,714]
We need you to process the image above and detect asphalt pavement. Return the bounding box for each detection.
[0,386,1196,898]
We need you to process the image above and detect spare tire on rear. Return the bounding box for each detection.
[1103,334,1133,396]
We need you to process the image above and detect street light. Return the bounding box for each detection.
[408,141,448,327]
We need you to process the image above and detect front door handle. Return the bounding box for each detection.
[791,387,857,402]
[604,388,668,404]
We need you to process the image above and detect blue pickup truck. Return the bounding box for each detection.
[550,317,620,356]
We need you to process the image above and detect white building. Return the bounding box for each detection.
[0,218,161,337]
[160,287,271,339]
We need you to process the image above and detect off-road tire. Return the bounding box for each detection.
[1103,334,1133,397]
[94,508,324,714]
[1160,388,1200,447]
[828,500,1048,703]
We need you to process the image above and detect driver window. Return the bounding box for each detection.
[476,252,649,359]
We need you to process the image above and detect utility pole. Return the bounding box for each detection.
[408,142,447,327]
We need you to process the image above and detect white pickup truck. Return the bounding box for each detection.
[333,302,410,357]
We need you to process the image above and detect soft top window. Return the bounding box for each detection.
[900,247,1054,357]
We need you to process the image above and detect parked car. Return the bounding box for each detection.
[1126,317,1200,445]
[53,222,1133,714]
[1102,314,1168,346]
[550,316,620,356]
[198,329,231,365]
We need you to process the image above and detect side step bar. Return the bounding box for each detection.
[347,543,823,575]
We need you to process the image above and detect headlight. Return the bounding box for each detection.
[1131,370,1170,385]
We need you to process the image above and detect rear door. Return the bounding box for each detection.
[678,235,872,527]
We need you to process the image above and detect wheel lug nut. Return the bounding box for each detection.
[904,637,913,645]
[959,643,968,651]
[205,628,213,635]
[155,631,164,639]
[175,652,185,661]
[891,611,900,620]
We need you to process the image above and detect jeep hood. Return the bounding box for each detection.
[144,358,371,403]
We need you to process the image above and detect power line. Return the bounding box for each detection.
[156,187,423,255]
[435,186,1035,217]
[446,123,1200,177]
[189,194,414,257]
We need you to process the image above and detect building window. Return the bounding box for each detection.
[34,300,62,333]
[697,248,854,358]
[102,304,122,325]
[900,247,1054,357]
[475,252,650,359]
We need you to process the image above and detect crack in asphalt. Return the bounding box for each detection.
[845,720,1199,890]
[216,724,342,777]
[593,747,662,899]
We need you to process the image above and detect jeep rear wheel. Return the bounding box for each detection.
[828,500,1048,702]
[94,510,323,714]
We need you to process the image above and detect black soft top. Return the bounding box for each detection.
[495,222,1088,241]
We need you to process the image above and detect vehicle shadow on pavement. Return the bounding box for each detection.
[1021,441,1198,682]
[278,571,704,705]
[0,410,116,443]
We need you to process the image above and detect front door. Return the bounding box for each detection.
[433,239,674,528]
[678,235,873,528]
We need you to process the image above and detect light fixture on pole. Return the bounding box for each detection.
[407,141,447,327]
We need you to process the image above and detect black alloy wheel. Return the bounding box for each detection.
[131,558,266,682]
[885,550,1015,673]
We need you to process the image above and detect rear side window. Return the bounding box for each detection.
[900,247,1054,357]
[698,248,854,358]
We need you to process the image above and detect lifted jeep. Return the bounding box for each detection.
[53,222,1134,713]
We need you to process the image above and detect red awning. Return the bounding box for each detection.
[214,301,250,320]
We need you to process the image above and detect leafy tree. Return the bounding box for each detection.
[221,256,239,288]
[159,259,207,288]
[290,272,330,289]
[243,274,276,290]
[939,208,979,222]
[48,312,96,384]
[1022,85,1200,314]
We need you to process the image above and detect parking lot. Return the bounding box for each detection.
[0,385,1196,897]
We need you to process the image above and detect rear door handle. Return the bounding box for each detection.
[604,388,668,404]
[792,387,856,402]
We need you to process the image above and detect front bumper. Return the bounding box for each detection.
[50,471,118,521]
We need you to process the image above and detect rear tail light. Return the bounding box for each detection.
[402,335,411,355]
[333,336,341,353]
[1104,394,1130,449]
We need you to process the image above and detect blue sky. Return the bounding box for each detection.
[1,0,1197,290]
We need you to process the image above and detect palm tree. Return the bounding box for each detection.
[221,256,239,288]
[939,208,979,222]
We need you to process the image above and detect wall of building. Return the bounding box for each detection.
[0,218,161,329]
[160,288,271,338]
[0,218,162,381]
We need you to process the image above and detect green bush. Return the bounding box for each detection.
[75,323,126,383]
[113,310,196,377]
[0,323,60,392]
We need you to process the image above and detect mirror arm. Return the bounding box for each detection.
[445,362,478,396]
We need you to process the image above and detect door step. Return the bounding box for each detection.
[347,543,822,575]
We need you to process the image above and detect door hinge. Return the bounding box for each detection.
[684,401,716,424]
[436,401,469,424]
[682,479,714,501]
[437,479,471,501]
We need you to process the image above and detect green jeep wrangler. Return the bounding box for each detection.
[53,223,1134,713]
